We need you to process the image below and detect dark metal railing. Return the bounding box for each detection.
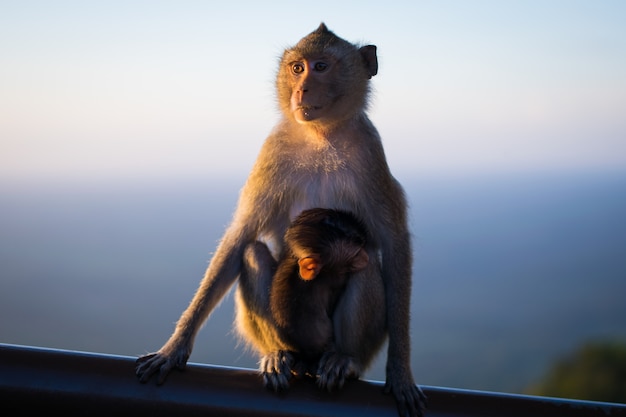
[0,343,624,416]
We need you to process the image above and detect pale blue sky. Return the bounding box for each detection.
[1,1,625,183]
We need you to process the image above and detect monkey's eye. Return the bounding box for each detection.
[314,62,328,72]
[292,63,305,74]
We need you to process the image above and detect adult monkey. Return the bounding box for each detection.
[136,23,427,417]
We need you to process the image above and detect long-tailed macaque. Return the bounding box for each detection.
[269,208,369,363]
[136,23,427,417]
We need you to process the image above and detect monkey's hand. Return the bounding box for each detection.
[316,350,361,392]
[383,372,428,417]
[135,340,191,385]
[261,350,295,392]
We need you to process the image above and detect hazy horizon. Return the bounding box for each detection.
[2,171,625,393]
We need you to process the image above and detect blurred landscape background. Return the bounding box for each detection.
[1,172,625,401]
[1,1,625,403]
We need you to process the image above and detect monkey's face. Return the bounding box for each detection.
[276,24,377,128]
[286,56,338,124]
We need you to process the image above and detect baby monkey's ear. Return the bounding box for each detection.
[298,256,323,280]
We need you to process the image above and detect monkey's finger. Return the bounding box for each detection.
[386,383,427,417]
[156,369,169,385]
[135,352,157,365]
[389,387,412,417]
[403,385,427,417]
[395,395,409,417]
[156,362,173,385]
[412,386,428,417]
[135,353,163,382]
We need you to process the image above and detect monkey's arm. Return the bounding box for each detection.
[135,142,284,384]
[135,223,251,384]
[380,188,427,417]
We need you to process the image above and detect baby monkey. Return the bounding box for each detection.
[270,208,369,365]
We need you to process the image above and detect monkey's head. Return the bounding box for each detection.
[285,208,370,281]
[277,23,378,129]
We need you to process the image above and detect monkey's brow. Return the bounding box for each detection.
[287,55,334,64]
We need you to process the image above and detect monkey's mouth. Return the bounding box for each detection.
[294,105,323,122]
[298,105,322,112]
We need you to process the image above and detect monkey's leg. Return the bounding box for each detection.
[237,241,275,316]
[235,241,296,391]
[317,259,387,391]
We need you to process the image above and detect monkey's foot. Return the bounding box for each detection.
[260,350,296,392]
[316,350,361,392]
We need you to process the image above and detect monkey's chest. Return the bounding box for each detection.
[270,138,364,219]
[287,166,359,220]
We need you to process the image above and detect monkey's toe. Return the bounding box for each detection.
[260,350,295,392]
[316,351,360,392]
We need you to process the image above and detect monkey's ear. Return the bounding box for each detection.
[298,256,322,281]
[359,45,378,78]
[350,249,370,272]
